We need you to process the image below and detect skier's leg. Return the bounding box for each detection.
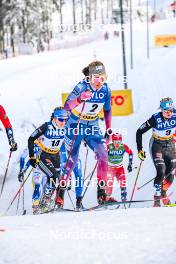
[105,166,118,203]
[117,166,127,202]
[106,166,114,197]
[161,143,176,204]
[38,152,60,187]
[73,159,83,197]
[55,132,82,208]
[151,141,165,207]
[32,168,43,212]
[38,152,60,211]
[86,136,108,204]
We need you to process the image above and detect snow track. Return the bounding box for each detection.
[0,207,176,264]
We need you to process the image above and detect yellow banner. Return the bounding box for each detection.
[111,90,133,116]
[61,89,133,116]
[155,35,176,46]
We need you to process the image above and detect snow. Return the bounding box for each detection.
[0,17,176,264]
[0,207,176,264]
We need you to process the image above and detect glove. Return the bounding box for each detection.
[127,164,132,173]
[67,176,72,191]
[29,157,39,168]
[18,171,24,182]
[10,141,17,151]
[138,150,146,161]
[83,141,87,147]
[79,90,92,102]
[104,129,112,145]
[104,128,112,139]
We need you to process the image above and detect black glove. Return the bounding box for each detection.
[104,128,112,139]
[127,164,132,173]
[18,171,24,182]
[29,157,39,168]
[10,141,18,151]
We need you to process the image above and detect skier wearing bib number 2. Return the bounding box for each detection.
[136,98,176,207]
[55,61,113,208]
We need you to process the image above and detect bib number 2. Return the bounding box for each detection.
[90,104,98,113]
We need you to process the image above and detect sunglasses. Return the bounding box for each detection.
[91,74,107,83]
[57,118,67,122]
[113,140,122,144]
[163,109,174,114]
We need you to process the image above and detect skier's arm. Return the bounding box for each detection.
[64,82,86,111]
[24,160,31,171]
[28,123,47,158]
[136,116,156,151]
[0,105,16,146]
[0,105,11,129]
[103,88,112,130]
[124,144,133,164]
[19,148,29,172]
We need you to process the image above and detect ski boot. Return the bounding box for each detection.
[105,196,117,203]
[55,187,65,211]
[161,189,171,206]
[76,196,84,211]
[32,199,40,215]
[121,187,127,202]
[153,184,161,207]
[153,196,161,207]
[97,183,107,205]
[40,184,55,213]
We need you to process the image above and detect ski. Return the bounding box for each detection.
[35,193,175,215]
[84,199,154,211]
[39,207,76,214]
[164,203,176,207]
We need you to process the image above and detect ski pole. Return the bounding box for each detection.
[4,167,33,214]
[137,168,176,191]
[22,176,26,215]
[66,189,75,210]
[137,177,154,191]
[0,151,12,199]
[82,146,89,188]
[16,186,21,214]
[129,160,143,208]
[83,170,95,184]
[82,161,98,200]
[62,101,86,183]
